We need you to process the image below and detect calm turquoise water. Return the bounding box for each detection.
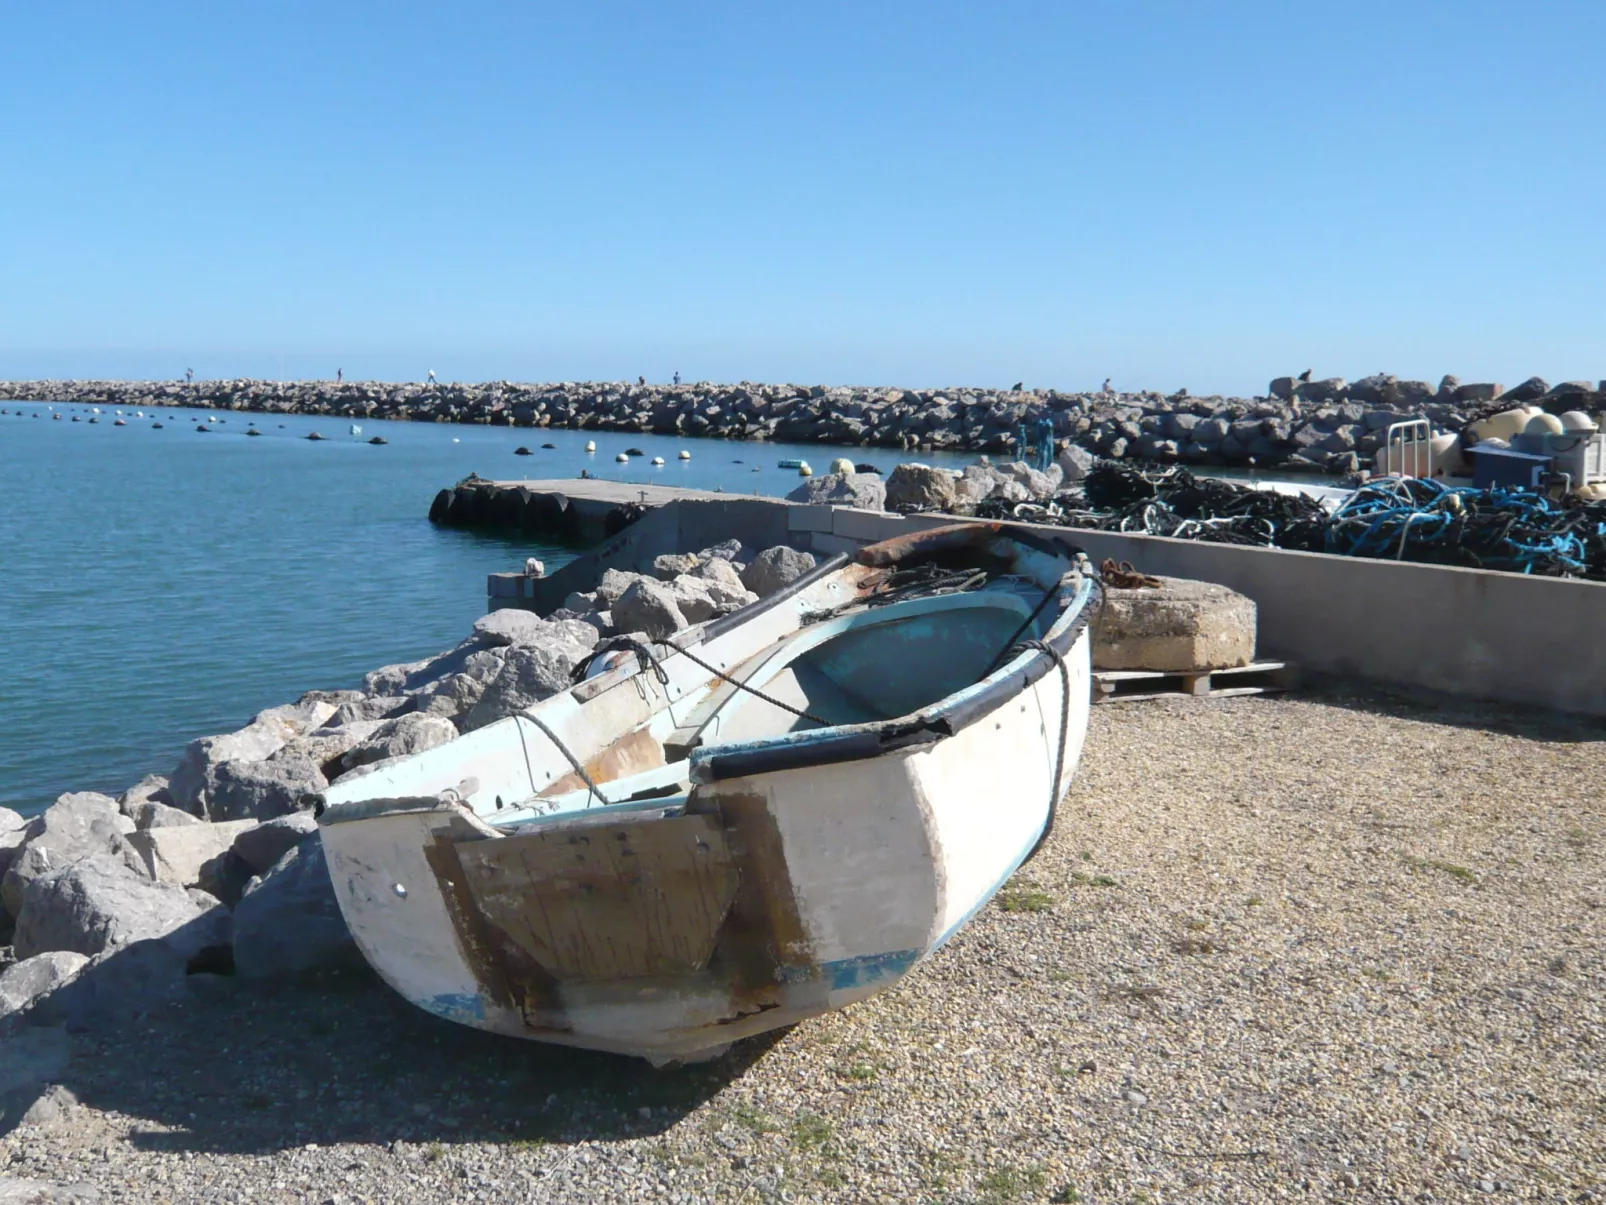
[0,400,977,816]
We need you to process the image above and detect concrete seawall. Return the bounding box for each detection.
[479,479,1606,717]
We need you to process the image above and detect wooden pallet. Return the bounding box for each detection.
[1092,660,1296,704]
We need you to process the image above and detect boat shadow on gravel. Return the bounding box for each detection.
[1,964,780,1154]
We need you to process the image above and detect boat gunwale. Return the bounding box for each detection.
[689,570,1099,783]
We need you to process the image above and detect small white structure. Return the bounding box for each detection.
[651,456,665,466]
[524,557,545,578]
[616,452,629,462]
[585,440,597,453]
[678,449,691,460]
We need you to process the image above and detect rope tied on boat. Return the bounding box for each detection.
[1098,558,1162,589]
[518,710,606,809]
[1006,637,1072,861]
[571,632,835,728]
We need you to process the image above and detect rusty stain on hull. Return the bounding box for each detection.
[538,726,667,798]
[456,814,740,982]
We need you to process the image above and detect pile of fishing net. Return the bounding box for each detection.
[985,464,1329,550]
[1326,477,1606,578]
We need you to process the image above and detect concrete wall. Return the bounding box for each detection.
[492,493,1606,716]
[784,505,1606,717]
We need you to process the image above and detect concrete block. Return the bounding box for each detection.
[1093,577,1256,672]
[787,504,835,533]
[832,507,904,542]
[488,573,535,599]
[127,820,259,888]
[807,532,868,557]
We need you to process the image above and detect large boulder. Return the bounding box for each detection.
[232,835,360,979]
[995,460,1061,499]
[167,718,297,814]
[1500,376,1550,403]
[362,658,434,696]
[785,472,886,511]
[460,637,597,732]
[116,775,172,818]
[253,693,350,736]
[612,578,689,640]
[0,951,89,1020]
[231,812,319,876]
[470,610,597,652]
[595,568,650,607]
[2,794,146,920]
[649,553,701,580]
[885,464,958,512]
[1056,444,1095,484]
[740,547,817,598]
[203,756,328,823]
[12,854,210,959]
[0,812,26,882]
[1093,577,1257,672]
[663,576,717,624]
[126,819,258,889]
[405,648,510,719]
[322,695,409,727]
[333,714,458,777]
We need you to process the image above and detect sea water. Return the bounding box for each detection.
[0,401,977,815]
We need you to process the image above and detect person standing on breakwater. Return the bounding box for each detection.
[1102,377,1113,394]
[638,375,646,386]
[336,368,342,384]
[427,370,436,385]
[185,367,193,383]
[673,371,681,385]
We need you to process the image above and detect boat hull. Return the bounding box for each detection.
[319,626,1091,1062]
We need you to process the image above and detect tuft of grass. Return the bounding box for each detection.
[1405,855,1477,884]
[1050,1186,1084,1204]
[1362,966,1393,982]
[424,1143,445,1163]
[730,1102,780,1134]
[791,1112,834,1150]
[1246,894,1265,907]
[1171,936,1223,956]
[1071,872,1120,888]
[978,1165,1049,1203]
[998,881,1055,913]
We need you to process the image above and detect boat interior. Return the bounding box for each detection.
[487,576,1055,832]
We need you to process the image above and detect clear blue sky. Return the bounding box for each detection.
[3,1,1603,394]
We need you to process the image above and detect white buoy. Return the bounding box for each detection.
[798,461,813,476]
[585,440,597,453]
[452,437,460,443]
[616,452,629,462]
[207,415,217,423]
[830,457,855,475]
[350,424,362,436]
[678,449,690,460]
[651,456,665,466]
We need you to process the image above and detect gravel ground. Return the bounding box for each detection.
[1,684,1602,1204]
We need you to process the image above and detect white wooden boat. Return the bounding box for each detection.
[317,524,1098,1063]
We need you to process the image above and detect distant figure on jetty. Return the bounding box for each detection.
[336,368,343,383]
[1102,378,1113,394]
[638,375,646,386]
[185,367,193,383]
[1011,381,1023,392]
[1298,368,1312,383]
[673,371,681,385]
[427,369,436,385]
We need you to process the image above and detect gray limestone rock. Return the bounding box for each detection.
[785,471,886,511]
[1501,376,1550,402]
[664,576,718,624]
[334,714,458,777]
[130,801,203,830]
[740,546,817,599]
[885,463,958,512]
[461,637,596,731]
[0,952,89,1020]
[689,556,746,593]
[2,794,146,920]
[231,812,319,875]
[253,695,346,736]
[12,854,207,959]
[322,695,409,727]
[1056,444,1095,483]
[0,1177,101,1203]
[561,590,599,613]
[613,578,690,640]
[596,567,649,607]
[232,835,360,979]
[116,775,172,817]
[361,658,434,696]
[204,756,328,823]
[650,552,701,580]
[168,718,295,814]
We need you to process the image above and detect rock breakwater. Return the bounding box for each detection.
[7,373,1604,473]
